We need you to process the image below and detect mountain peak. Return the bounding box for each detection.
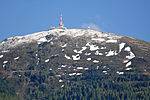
[0,29,121,51]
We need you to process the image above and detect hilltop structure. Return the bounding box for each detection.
[50,13,67,30]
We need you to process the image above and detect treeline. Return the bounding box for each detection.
[24,69,150,100]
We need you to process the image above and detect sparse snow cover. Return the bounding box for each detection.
[86,43,99,51]
[119,43,126,53]
[123,60,129,63]
[14,56,19,60]
[126,67,132,70]
[100,47,106,49]
[116,71,124,75]
[126,61,132,67]
[126,52,135,59]
[36,58,40,65]
[62,49,64,51]
[95,51,103,55]
[92,38,105,42]
[106,50,117,56]
[38,37,47,42]
[93,60,99,63]
[1,50,9,53]
[103,71,107,73]
[69,73,76,76]
[49,68,52,71]
[61,65,67,68]
[85,52,91,55]
[84,68,89,70]
[61,44,67,48]
[61,85,64,88]
[0,29,121,51]
[73,47,87,54]
[106,40,117,43]
[73,50,78,53]
[72,54,80,60]
[58,68,61,70]
[3,65,5,68]
[36,54,38,57]
[64,54,71,59]
[77,67,84,70]
[74,47,87,54]
[87,58,91,61]
[0,55,3,58]
[45,59,49,63]
[76,73,82,75]
[56,75,61,77]
[124,47,131,51]
[3,61,8,64]
[96,66,99,69]
[59,79,63,82]
[124,47,135,59]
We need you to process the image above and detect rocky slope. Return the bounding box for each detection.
[0,28,150,100]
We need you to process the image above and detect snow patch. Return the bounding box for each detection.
[103,71,107,73]
[87,58,91,61]
[93,60,99,63]
[64,54,71,59]
[124,47,135,59]
[59,79,63,82]
[61,44,67,48]
[100,47,106,49]
[84,68,89,70]
[106,40,117,43]
[77,67,83,70]
[14,56,19,60]
[106,50,117,56]
[69,72,82,76]
[76,73,82,75]
[61,85,64,88]
[126,67,132,70]
[126,61,131,67]
[92,38,105,42]
[86,43,99,51]
[73,46,87,54]
[0,55,3,58]
[3,61,8,64]
[119,43,126,53]
[35,54,38,57]
[95,51,103,55]
[124,47,131,51]
[45,59,49,63]
[85,52,91,55]
[116,71,124,75]
[1,50,9,53]
[61,65,67,68]
[38,37,47,42]
[58,68,61,70]
[96,66,99,69]
[69,73,76,76]
[123,60,129,63]
[72,54,80,60]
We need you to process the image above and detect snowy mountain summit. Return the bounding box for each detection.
[0,27,150,71]
[1,14,150,100]
[0,29,121,51]
[0,27,150,100]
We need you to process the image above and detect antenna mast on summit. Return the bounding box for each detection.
[59,13,64,27]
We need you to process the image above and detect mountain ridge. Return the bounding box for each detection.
[0,28,150,100]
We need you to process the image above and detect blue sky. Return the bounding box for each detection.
[0,0,150,42]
